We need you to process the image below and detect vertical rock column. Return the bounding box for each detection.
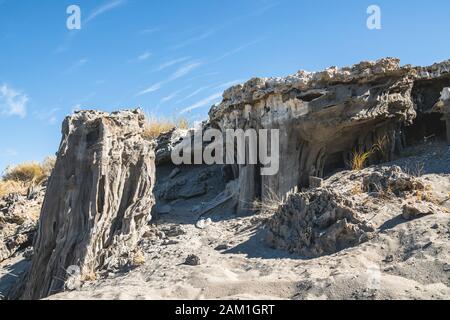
[16,109,156,300]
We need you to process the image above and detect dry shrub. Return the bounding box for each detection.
[142,117,190,140]
[0,157,56,197]
[405,162,425,177]
[252,187,287,217]
[0,180,27,197]
[3,162,45,184]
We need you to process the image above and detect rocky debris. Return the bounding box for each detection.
[208,58,450,213]
[154,128,190,165]
[362,166,425,196]
[309,176,323,188]
[0,187,44,262]
[195,218,212,230]
[11,109,156,300]
[267,188,376,257]
[266,164,449,257]
[214,244,230,251]
[142,225,166,240]
[184,254,201,266]
[193,180,239,216]
[402,201,438,220]
[160,177,207,201]
[162,225,185,238]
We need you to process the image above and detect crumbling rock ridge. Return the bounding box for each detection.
[12,110,156,300]
[209,58,450,211]
[266,166,430,257]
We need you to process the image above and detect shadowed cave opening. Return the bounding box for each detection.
[404,113,446,145]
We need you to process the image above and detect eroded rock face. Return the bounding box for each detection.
[14,109,156,300]
[266,189,376,257]
[266,166,430,257]
[209,58,450,211]
[154,128,190,165]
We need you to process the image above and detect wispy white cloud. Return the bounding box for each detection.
[85,0,126,24]
[0,84,28,118]
[251,1,279,16]
[34,107,61,125]
[161,92,179,103]
[128,51,152,63]
[214,79,244,89]
[213,39,265,63]
[140,27,160,35]
[137,82,164,96]
[69,92,97,113]
[160,86,191,104]
[169,62,202,80]
[187,72,220,81]
[4,148,18,157]
[180,92,223,114]
[157,57,190,71]
[175,86,211,104]
[137,52,152,61]
[170,29,216,50]
[137,61,202,96]
[67,58,88,73]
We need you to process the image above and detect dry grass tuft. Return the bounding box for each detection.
[142,117,190,140]
[0,180,27,197]
[372,135,389,160]
[350,150,372,171]
[252,187,286,217]
[0,156,56,197]
[3,162,46,184]
[350,134,391,171]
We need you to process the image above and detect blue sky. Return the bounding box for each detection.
[1,0,450,172]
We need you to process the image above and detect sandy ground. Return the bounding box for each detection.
[1,142,449,300]
[43,198,449,300]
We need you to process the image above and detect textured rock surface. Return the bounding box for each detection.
[209,58,450,211]
[13,109,156,300]
[0,189,44,262]
[267,189,376,257]
[266,166,434,257]
[154,128,190,165]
